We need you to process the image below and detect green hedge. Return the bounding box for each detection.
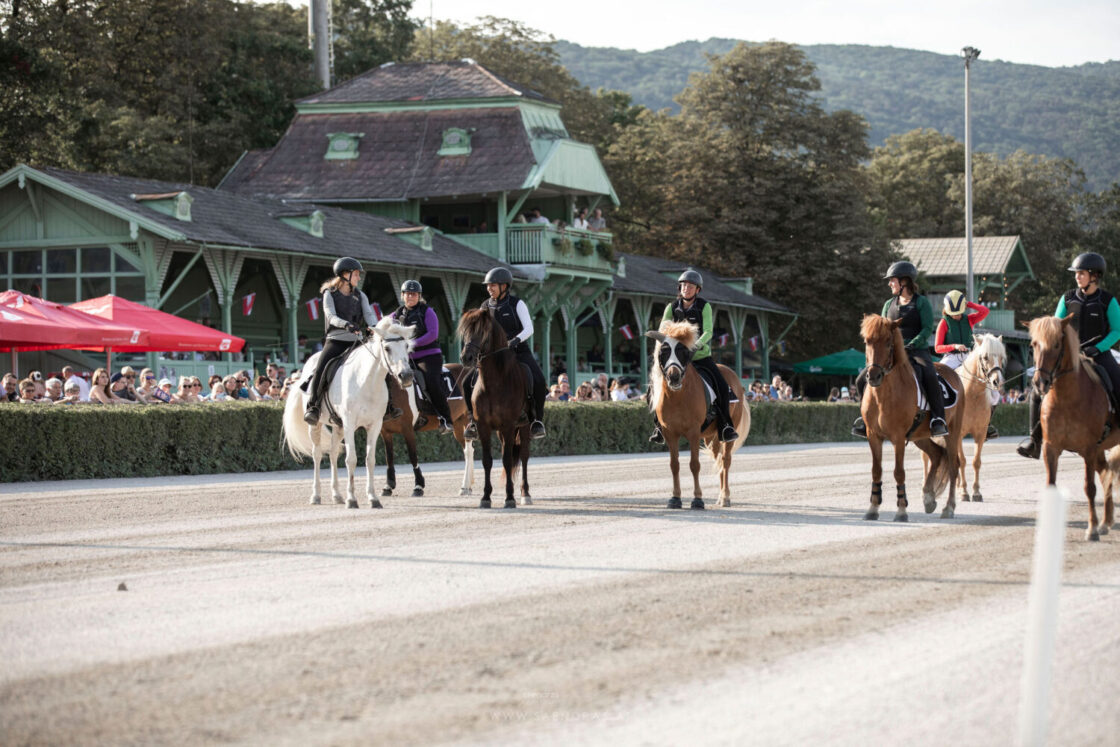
[0,401,1028,482]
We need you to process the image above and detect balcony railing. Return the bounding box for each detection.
[450,226,615,273]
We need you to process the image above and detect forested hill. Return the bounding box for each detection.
[555,39,1120,190]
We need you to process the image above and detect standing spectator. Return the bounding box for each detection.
[827,387,841,403]
[208,381,228,401]
[43,377,64,402]
[266,363,280,383]
[59,381,83,404]
[254,375,272,399]
[555,374,571,402]
[546,384,562,402]
[108,372,139,404]
[61,366,90,402]
[2,372,19,401]
[768,375,783,400]
[88,368,113,404]
[17,378,44,403]
[136,370,160,401]
[528,207,550,225]
[839,387,853,403]
[28,370,46,398]
[267,380,283,400]
[573,381,595,402]
[222,375,242,399]
[208,374,222,392]
[588,208,606,231]
[610,379,629,401]
[175,377,197,403]
[572,208,589,230]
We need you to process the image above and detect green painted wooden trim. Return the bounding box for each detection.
[295,97,561,115]
[157,249,204,308]
[0,236,137,248]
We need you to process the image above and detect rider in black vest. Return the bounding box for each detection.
[304,257,402,425]
[851,261,949,438]
[649,269,739,444]
[1017,252,1120,459]
[462,267,548,440]
[391,279,453,434]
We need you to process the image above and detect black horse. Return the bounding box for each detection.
[457,308,532,509]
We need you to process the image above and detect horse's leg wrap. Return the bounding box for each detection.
[896,483,908,508]
[871,481,883,507]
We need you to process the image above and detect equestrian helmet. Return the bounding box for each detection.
[677,269,703,289]
[883,261,918,280]
[333,257,363,277]
[400,279,423,294]
[943,290,967,315]
[1068,252,1106,275]
[484,267,513,286]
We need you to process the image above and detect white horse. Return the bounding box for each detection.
[282,317,415,508]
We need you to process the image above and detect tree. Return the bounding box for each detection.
[866,129,966,239]
[331,0,418,83]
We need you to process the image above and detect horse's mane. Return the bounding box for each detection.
[860,314,911,375]
[456,308,508,348]
[659,319,698,348]
[972,333,1006,363]
[376,315,415,341]
[1029,315,1103,385]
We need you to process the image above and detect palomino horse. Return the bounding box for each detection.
[645,320,750,509]
[457,308,531,509]
[282,317,415,508]
[952,333,1006,502]
[1027,315,1120,540]
[860,315,963,521]
[379,366,475,498]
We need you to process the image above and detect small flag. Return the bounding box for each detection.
[242,292,256,316]
[306,298,320,321]
[777,339,789,355]
[371,302,383,321]
[748,335,760,352]
[716,333,731,347]
[618,324,634,340]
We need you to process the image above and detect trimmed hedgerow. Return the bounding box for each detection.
[1,401,1027,482]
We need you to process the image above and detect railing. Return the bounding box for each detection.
[450,227,615,273]
[155,357,255,382]
[979,309,1015,330]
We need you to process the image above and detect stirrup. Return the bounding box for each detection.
[649,427,664,444]
[719,425,739,443]
[303,406,320,425]
[1016,438,1040,460]
[985,424,999,440]
[463,418,478,440]
[929,417,948,436]
[851,417,867,439]
[530,420,546,439]
[414,414,429,429]
[437,416,453,435]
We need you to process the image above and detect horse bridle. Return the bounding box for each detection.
[1034,337,1073,393]
[866,339,895,379]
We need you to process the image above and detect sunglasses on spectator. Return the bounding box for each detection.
[146,375,155,380]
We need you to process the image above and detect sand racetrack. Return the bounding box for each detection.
[2,441,1119,745]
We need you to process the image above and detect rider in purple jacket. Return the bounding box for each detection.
[391,280,453,434]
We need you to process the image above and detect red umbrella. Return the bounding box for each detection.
[70,295,244,353]
[0,290,149,352]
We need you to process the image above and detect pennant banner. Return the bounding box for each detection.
[618,324,634,340]
[306,298,320,321]
[748,335,760,352]
[371,302,383,321]
[241,292,256,317]
[716,333,731,347]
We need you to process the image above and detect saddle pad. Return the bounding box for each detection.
[913,370,959,411]
[439,367,462,401]
[695,367,738,407]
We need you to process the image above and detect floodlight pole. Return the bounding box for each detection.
[962,46,981,302]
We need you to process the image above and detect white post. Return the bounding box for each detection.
[1017,485,1067,747]
[962,46,980,302]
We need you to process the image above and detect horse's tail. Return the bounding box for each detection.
[282,379,315,462]
[929,438,953,498]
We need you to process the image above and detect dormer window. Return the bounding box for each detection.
[130,190,192,222]
[309,210,325,238]
[174,192,193,222]
[325,132,363,160]
[438,128,472,157]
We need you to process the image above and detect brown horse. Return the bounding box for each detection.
[380,367,474,498]
[457,308,531,509]
[860,315,963,521]
[645,320,750,509]
[1027,315,1120,540]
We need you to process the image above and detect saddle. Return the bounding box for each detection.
[299,341,363,425]
[913,370,959,412]
[694,366,738,431]
[411,364,465,416]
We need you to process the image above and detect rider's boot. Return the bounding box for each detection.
[851,416,867,438]
[303,399,321,425]
[929,416,948,437]
[718,411,739,443]
[649,425,665,444]
[986,406,999,440]
[1016,391,1042,459]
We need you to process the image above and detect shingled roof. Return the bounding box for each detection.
[613,253,793,314]
[894,236,1027,277]
[32,167,518,276]
[219,108,537,201]
[296,60,555,106]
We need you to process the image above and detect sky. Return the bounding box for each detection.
[411,0,1120,68]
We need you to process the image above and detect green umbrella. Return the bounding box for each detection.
[792,348,866,376]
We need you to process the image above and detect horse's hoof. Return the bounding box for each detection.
[717,498,730,508]
[347,498,359,509]
[973,493,983,503]
[1099,523,1110,536]
[333,495,345,505]
[962,494,971,502]
[459,488,471,497]
[667,497,683,509]
[940,507,955,519]
[924,498,937,514]
[893,513,908,522]
[864,510,878,520]
[504,499,516,509]
[412,488,424,497]
[309,496,321,505]
[381,487,392,497]
[690,498,705,510]
[479,498,491,509]
[369,499,383,509]
[521,496,533,506]
[1087,528,1100,542]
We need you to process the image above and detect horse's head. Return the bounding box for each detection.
[860,315,902,388]
[371,317,415,388]
[457,308,507,368]
[646,320,697,391]
[972,333,1007,392]
[1029,315,1075,395]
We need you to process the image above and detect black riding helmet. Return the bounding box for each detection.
[400,279,423,294]
[678,269,703,289]
[334,257,362,277]
[484,267,513,286]
[1068,252,1106,276]
[883,261,917,280]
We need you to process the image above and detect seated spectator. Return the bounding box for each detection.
[59,381,83,404]
[556,374,571,402]
[586,344,604,365]
[278,378,292,401]
[590,384,605,401]
[209,381,228,401]
[107,372,140,404]
[236,370,259,400]
[3,372,19,401]
[28,370,46,398]
[839,386,853,402]
[88,368,113,404]
[827,387,841,403]
[512,213,527,224]
[780,384,796,401]
[136,370,159,402]
[17,378,45,403]
[222,375,243,400]
[175,377,198,403]
[546,384,562,402]
[609,379,629,401]
[150,378,176,403]
[573,381,596,402]
[254,375,272,400]
[61,366,90,402]
[44,377,64,402]
[577,355,589,372]
[267,379,283,400]
[208,374,223,391]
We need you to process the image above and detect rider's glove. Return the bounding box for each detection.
[345,322,362,334]
[508,337,520,350]
[1081,342,1101,357]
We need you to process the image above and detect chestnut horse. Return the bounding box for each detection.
[379,368,474,498]
[645,320,750,509]
[860,315,963,521]
[1027,315,1120,540]
[953,333,1006,502]
[457,308,531,509]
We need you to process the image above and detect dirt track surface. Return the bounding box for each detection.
[2,442,1119,746]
